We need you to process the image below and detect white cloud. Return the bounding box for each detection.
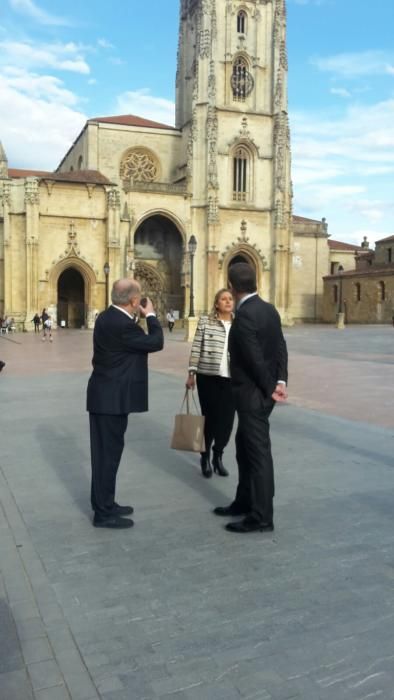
[0,40,90,74]
[116,88,175,126]
[9,0,70,26]
[311,50,394,78]
[291,98,394,243]
[0,69,86,169]
[330,87,351,98]
[97,39,114,49]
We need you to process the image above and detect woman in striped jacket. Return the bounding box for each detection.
[186,289,236,478]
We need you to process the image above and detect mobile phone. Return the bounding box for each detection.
[140,297,148,308]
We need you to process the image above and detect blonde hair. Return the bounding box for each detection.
[209,288,233,319]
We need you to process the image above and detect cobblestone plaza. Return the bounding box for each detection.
[0,325,393,699]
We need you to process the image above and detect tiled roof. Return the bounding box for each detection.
[8,168,52,178]
[89,114,176,130]
[324,265,394,280]
[328,239,364,251]
[375,234,394,244]
[8,168,112,185]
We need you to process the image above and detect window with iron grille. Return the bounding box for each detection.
[233,147,249,201]
[231,57,253,101]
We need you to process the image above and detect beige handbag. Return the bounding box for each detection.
[170,389,206,452]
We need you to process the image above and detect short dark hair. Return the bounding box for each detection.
[228,263,257,293]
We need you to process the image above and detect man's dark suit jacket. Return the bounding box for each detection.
[87,306,164,415]
[229,295,288,411]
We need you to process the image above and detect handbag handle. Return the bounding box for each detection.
[179,388,201,416]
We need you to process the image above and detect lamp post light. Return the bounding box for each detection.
[188,235,197,318]
[103,262,110,309]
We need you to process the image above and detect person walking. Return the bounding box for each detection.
[214,263,288,534]
[87,278,164,529]
[166,309,175,333]
[42,314,53,341]
[32,313,40,333]
[186,289,235,478]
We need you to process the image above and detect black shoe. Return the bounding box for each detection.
[0,361,5,372]
[93,515,134,529]
[213,504,247,517]
[110,503,134,516]
[225,517,274,534]
[200,452,213,478]
[212,450,229,477]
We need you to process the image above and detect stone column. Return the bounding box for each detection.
[106,187,121,298]
[24,178,40,328]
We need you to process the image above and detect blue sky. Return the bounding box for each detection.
[0,0,393,246]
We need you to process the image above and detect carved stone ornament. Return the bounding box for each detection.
[107,188,121,210]
[0,181,11,207]
[120,149,159,184]
[208,194,219,224]
[25,179,40,205]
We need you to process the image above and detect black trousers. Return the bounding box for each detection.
[233,403,275,523]
[89,413,128,516]
[196,374,235,454]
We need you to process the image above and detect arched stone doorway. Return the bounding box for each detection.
[229,253,254,267]
[57,268,86,328]
[134,214,184,319]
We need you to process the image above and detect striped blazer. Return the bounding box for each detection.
[188,316,231,375]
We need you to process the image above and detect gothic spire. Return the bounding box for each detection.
[0,141,8,177]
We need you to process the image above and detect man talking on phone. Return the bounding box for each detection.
[87,278,164,528]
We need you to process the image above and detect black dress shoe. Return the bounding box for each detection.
[93,515,134,529]
[110,503,134,516]
[213,504,247,517]
[0,361,5,372]
[225,517,274,534]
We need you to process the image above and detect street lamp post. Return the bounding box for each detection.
[103,262,110,309]
[336,264,345,329]
[188,235,197,318]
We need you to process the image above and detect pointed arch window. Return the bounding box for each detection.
[233,146,250,201]
[231,56,253,102]
[378,281,386,302]
[237,10,247,34]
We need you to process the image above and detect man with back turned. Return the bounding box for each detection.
[214,263,288,534]
[87,278,164,529]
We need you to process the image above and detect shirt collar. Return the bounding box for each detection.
[111,304,135,321]
[237,292,258,309]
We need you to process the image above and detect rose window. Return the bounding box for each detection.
[120,149,159,183]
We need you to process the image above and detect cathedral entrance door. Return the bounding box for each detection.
[57,268,86,328]
[134,215,184,319]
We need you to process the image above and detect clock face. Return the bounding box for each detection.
[231,68,254,98]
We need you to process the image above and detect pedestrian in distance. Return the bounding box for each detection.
[186,288,236,478]
[42,315,53,342]
[213,263,288,534]
[86,278,164,529]
[32,313,40,333]
[166,309,175,333]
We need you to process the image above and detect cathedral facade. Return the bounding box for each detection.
[1,0,336,330]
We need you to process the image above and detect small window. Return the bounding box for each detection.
[355,282,361,302]
[78,155,83,170]
[233,146,249,201]
[237,10,247,34]
[333,285,338,304]
[378,281,386,301]
[388,248,392,263]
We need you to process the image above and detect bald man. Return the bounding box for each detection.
[87,279,164,528]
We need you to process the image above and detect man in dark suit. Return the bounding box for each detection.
[87,278,164,528]
[214,263,288,534]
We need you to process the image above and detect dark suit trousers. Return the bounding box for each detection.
[89,413,128,516]
[234,403,275,523]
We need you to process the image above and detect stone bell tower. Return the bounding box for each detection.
[176,0,293,321]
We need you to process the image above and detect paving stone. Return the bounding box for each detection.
[0,669,34,700]
[27,659,64,691]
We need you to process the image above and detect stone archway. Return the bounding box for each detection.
[57,267,86,328]
[133,214,185,319]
